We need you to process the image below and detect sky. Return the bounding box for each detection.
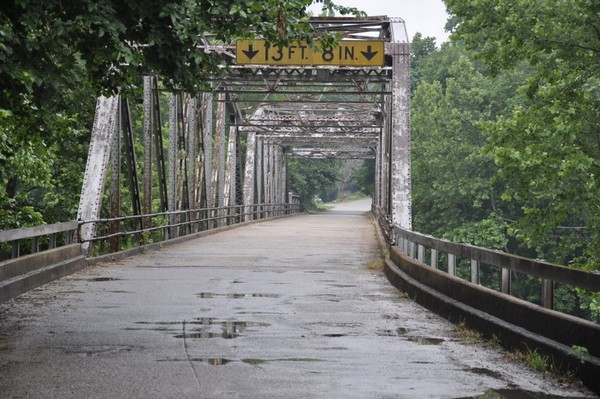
[308,0,451,44]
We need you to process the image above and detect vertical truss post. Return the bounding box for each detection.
[122,99,143,240]
[142,77,153,220]
[224,126,237,224]
[186,97,198,231]
[373,144,380,209]
[384,82,392,215]
[168,93,178,239]
[78,96,118,256]
[152,77,168,213]
[282,148,288,214]
[215,92,227,226]
[256,138,264,218]
[388,41,412,230]
[242,131,256,222]
[202,92,215,226]
[277,146,285,215]
[109,98,122,252]
[265,141,272,217]
[235,129,244,215]
[176,95,188,234]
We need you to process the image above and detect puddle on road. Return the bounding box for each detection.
[466,367,504,379]
[197,292,280,299]
[130,319,270,340]
[176,320,269,340]
[408,336,445,345]
[174,331,241,339]
[377,327,408,336]
[158,357,323,366]
[455,389,592,399]
[87,277,120,282]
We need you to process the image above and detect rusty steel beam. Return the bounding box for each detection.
[109,98,122,252]
[142,77,153,217]
[78,96,119,255]
[389,40,412,230]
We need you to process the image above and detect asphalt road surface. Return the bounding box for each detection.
[0,199,595,398]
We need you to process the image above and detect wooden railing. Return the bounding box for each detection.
[0,221,78,261]
[373,206,600,312]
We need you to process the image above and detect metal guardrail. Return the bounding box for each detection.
[79,202,303,256]
[373,206,600,314]
[0,221,78,261]
[1,202,303,261]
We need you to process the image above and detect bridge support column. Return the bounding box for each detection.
[109,97,122,252]
[202,91,214,226]
[185,96,199,231]
[78,96,119,255]
[224,126,238,223]
[167,94,179,239]
[142,77,154,220]
[242,132,256,222]
[215,92,227,226]
[389,42,412,230]
[257,138,264,218]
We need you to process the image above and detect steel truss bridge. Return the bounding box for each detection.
[1,17,600,393]
[76,16,411,253]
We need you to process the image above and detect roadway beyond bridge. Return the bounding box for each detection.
[0,200,595,398]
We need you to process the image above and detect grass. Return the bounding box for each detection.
[454,321,483,344]
[509,347,555,374]
[367,258,385,270]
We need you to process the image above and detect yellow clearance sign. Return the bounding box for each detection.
[236,40,385,67]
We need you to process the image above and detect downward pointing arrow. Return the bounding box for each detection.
[243,44,259,60]
[361,45,378,61]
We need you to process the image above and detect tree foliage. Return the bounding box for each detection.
[287,158,340,208]
[444,0,600,268]
[0,0,361,229]
[411,42,530,249]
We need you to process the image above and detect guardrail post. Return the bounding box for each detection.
[542,279,554,309]
[430,248,438,269]
[409,241,416,259]
[417,244,424,263]
[11,241,19,259]
[448,253,456,276]
[501,268,511,294]
[470,259,480,284]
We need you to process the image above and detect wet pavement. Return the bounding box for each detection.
[0,199,596,398]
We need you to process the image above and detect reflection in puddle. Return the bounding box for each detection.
[131,319,269,339]
[377,327,408,336]
[175,320,269,339]
[456,389,592,399]
[408,336,445,345]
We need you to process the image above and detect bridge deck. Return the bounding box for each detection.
[0,200,592,398]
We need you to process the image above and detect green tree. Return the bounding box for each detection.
[444,0,600,269]
[0,0,362,229]
[287,158,340,208]
[411,42,529,249]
